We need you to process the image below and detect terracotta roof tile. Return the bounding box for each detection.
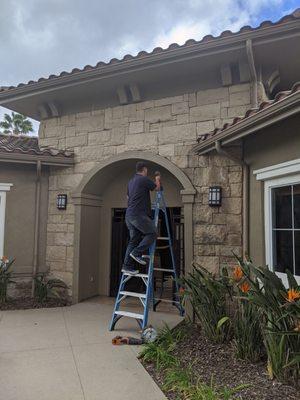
[0,134,73,158]
[0,9,299,94]
[197,82,300,144]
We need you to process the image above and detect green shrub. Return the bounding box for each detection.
[34,273,68,303]
[231,262,264,362]
[236,256,300,386]
[0,257,15,303]
[180,264,231,343]
[232,298,264,362]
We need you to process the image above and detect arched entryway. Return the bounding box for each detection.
[72,151,195,303]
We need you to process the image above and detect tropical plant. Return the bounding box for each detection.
[34,273,68,303]
[0,256,15,303]
[0,112,33,135]
[235,255,300,386]
[231,264,264,362]
[179,264,231,343]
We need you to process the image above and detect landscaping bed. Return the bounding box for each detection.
[0,296,71,310]
[140,255,299,399]
[142,323,298,400]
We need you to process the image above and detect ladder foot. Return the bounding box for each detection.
[109,315,122,331]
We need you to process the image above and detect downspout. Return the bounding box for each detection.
[215,141,249,258]
[246,39,258,108]
[31,160,42,296]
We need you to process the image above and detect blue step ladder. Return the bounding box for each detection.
[109,190,184,331]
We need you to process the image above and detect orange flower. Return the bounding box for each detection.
[1,256,8,263]
[233,266,243,282]
[239,281,250,293]
[179,287,185,296]
[286,288,300,303]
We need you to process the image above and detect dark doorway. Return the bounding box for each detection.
[109,207,184,297]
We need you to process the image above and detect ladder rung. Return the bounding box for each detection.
[154,298,181,304]
[154,268,175,273]
[120,291,146,299]
[157,237,170,240]
[122,272,148,278]
[115,310,144,319]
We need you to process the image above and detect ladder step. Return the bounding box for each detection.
[154,298,181,304]
[122,272,149,278]
[154,268,175,273]
[120,291,146,299]
[115,310,144,319]
[157,237,170,240]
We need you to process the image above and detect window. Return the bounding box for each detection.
[271,184,300,277]
[0,183,13,257]
[254,159,300,286]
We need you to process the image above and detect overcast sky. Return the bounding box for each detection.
[0,0,299,134]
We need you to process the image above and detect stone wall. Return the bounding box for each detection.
[39,83,253,289]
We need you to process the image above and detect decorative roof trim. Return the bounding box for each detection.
[0,9,299,99]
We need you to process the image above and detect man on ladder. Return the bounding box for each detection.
[122,161,161,275]
[109,163,183,331]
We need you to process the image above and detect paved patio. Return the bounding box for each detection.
[0,297,182,400]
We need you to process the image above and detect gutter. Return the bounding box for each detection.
[215,141,249,259]
[0,152,74,166]
[31,160,42,296]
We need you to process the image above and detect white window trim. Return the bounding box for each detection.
[0,183,13,258]
[254,158,300,181]
[254,163,300,286]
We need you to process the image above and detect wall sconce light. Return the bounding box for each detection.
[57,194,68,210]
[208,186,222,207]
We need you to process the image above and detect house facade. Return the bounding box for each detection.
[0,10,299,301]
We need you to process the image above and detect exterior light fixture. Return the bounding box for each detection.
[57,194,68,210]
[208,186,222,207]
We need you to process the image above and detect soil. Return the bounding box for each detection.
[142,324,299,400]
[0,297,71,310]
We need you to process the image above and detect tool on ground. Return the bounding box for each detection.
[112,325,158,345]
[109,174,184,331]
[112,336,143,345]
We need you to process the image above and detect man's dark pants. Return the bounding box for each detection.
[123,214,157,268]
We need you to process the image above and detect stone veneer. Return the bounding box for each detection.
[39,83,259,290]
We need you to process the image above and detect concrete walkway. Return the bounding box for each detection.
[0,297,182,400]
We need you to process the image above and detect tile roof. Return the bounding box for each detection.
[197,81,300,144]
[0,9,299,94]
[0,134,73,158]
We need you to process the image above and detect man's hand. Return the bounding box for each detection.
[154,171,161,191]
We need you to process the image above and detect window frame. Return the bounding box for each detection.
[264,174,300,286]
[0,183,13,258]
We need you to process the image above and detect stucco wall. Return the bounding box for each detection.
[39,83,252,293]
[0,163,49,275]
[244,114,300,266]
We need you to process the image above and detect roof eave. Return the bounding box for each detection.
[193,92,300,155]
[1,19,299,104]
[0,152,74,166]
